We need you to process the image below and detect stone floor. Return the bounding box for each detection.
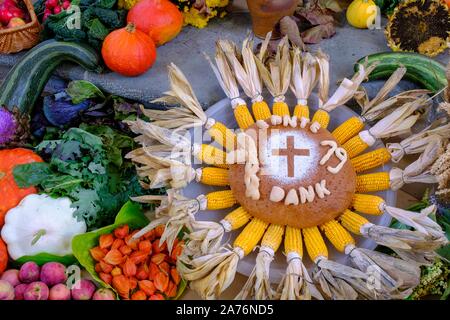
[0,12,448,107]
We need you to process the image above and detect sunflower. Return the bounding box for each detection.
[125,35,448,300]
[386,0,450,57]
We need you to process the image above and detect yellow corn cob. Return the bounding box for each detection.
[331,116,365,145]
[272,101,290,117]
[293,104,310,120]
[352,193,384,215]
[223,207,252,230]
[206,190,237,210]
[234,218,269,256]
[199,167,229,186]
[342,135,369,158]
[311,109,330,129]
[197,144,228,169]
[234,104,255,130]
[302,227,328,262]
[320,220,355,253]
[350,148,391,173]
[356,172,391,193]
[208,122,237,151]
[284,226,303,256]
[338,209,369,235]
[261,224,285,252]
[252,101,272,120]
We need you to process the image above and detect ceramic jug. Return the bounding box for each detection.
[246,0,298,38]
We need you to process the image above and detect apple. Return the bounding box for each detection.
[0,2,24,25]
[7,16,25,28]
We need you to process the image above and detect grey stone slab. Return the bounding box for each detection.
[0,13,448,107]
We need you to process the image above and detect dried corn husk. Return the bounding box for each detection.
[389,138,442,190]
[183,220,225,257]
[206,42,246,107]
[235,248,274,300]
[219,37,264,103]
[177,246,244,299]
[346,246,420,299]
[312,258,379,300]
[146,63,210,130]
[255,36,291,102]
[276,253,323,300]
[290,48,319,105]
[388,120,450,162]
[359,97,427,146]
[381,204,445,239]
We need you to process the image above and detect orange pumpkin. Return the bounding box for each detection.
[102,23,157,77]
[0,238,7,275]
[127,0,183,46]
[0,148,43,227]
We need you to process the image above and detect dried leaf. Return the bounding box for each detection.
[279,16,305,50]
[318,0,342,12]
[301,22,336,44]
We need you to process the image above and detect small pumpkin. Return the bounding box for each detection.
[346,0,378,29]
[0,237,7,275]
[102,23,157,77]
[127,0,183,46]
[0,148,43,227]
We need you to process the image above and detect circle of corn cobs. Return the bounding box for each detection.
[89,224,183,300]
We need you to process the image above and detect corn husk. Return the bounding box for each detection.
[183,220,225,257]
[389,138,442,190]
[290,49,319,105]
[312,258,378,300]
[276,254,323,300]
[205,42,245,107]
[177,246,243,299]
[360,97,428,145]
[388,120,450,162]
[219,37,264,103]
[255,36,291,102]
[317,61,375,113]
[146,63,208,130]
[316,50,330,108]
[235,248,274,300]
[346,246,420,299]
[381,204,445,239]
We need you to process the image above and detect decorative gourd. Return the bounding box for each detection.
[0,40,102,146]
[0,148,43,227]
[346,0,377,29]
[1,194,87,261]
[102,23,157,77]
[127,0,183,46]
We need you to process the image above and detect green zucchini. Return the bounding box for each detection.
[0,40,102,114]
[355,52,447,93]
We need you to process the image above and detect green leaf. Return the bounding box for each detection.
[13,162,52,188]
[14,253,77,267]
[72,202,148,290]
[86,18,110,41]
[63,127,104,150]
[66,80,105,104]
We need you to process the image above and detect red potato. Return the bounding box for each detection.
[0,269,20,287]
[49,284,71,300]
[19,262,40,283]
[0,280,14,300]
[14,283,28,300]
[71,279,95,300]
[92,288,115,300]
[40,262,67,286]
[23,281,49,300]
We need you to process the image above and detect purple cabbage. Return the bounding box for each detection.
[0,107,17,145]
[43,96,92,127]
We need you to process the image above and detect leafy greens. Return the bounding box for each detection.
[13,124,148,230]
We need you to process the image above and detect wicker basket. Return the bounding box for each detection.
[0,0,42,54]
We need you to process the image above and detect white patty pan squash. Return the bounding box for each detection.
[1,194,87,261]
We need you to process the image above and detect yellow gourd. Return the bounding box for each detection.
[346,0,378,29]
